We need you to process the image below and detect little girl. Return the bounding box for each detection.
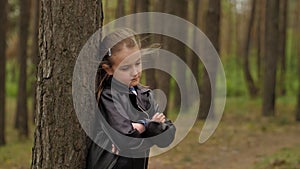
[86,28,176,169]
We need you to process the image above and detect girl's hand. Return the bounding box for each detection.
[132,122,145,133]
[151,112,166,123]
[112,144,119,155]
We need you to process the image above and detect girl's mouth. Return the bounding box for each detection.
[131,76,140,82]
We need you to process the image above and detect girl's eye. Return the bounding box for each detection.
[135,62,141,66]
[120,66,130,71]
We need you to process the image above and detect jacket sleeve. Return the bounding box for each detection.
[99,90,154,152]
[144,92,176,148]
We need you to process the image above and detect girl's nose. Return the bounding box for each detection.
[131,66,139,76]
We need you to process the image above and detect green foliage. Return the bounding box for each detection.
[222,56,248,97]
[6,60,18,97]
[5,59,36,98]
[285,28,299,96]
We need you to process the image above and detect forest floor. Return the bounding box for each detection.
[149,97,300,169]
[1,97,300,169]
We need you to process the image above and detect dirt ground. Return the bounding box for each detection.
[148,114,300,169]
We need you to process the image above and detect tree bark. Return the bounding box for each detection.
[191,0,200,84]
[31,0,40,124]
[0,0,8,146]
[242,0,259,97]
[262,0,279,116]
[115,0,125,18]
[31,1,102,168]
[277,0,288,96]
[15,0,31,138]
[151,0,173,116]
[199,0,220,119]
[136,0,149,13]
[165,0,188,111]
[190,0,202,116]
[134,0,157,89]
[257,0,266,81]
[130,0,137,12]
[295,0,300,121]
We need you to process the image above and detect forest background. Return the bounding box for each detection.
[0,0,300,169]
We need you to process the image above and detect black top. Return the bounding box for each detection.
[86,76,176,169]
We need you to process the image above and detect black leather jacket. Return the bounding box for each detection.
[87,77,176,169]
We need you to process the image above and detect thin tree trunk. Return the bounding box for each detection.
[130,0,137,27]
[191,0,200,84]
[115,0,125,18]
[147,0,165,109]
[277,0,288,96]
[199,0,220,119]
[295,0,300,121]
[242,0,259,97]
[136,0,149,13]
[257,0,266,81]
[220,1,231,57]
[15,0,30,138]
[31,0,40,124]
[0,0,8,146]
[262,0,279,116]
[185,0,201,108]
[167,0,188,111]
[130,0,137,11]
[256,0,261,81]
[134,0,157,89]
[152,0,172,116]
[31,1,102,168]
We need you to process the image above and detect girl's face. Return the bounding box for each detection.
[104,45,142,87]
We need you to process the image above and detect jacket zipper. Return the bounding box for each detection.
[137,104,149,119]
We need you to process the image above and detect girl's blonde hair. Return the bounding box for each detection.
[96,28,141,102]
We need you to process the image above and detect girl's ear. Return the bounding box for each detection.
[102,64,113,75]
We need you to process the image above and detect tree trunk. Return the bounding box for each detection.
[0,0,8,146]
[31,1,102,168]
[115,0,125,18]
[295,0,300,121]
[134,0,157,89]
[136,0,149,13]
[199,0,220,119]
[151,0,173,116]
[15,0,30,138]
[257,0,266,81]
[166,0,188,112]
[31,0,40,124]
[186,0,201,111]
[277,0,288,96]
[146,0,165,110]
[242,0,259,97]
[130,0,137,12]
[262,0,279,116]
[191,0,200,84]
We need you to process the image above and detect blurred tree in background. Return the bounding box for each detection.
[31,0,40,124]
[0,0,8,146]
[199,0,220,119]
[15,0,30,138]
[296,0,300,121]
[262,0,280,116]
